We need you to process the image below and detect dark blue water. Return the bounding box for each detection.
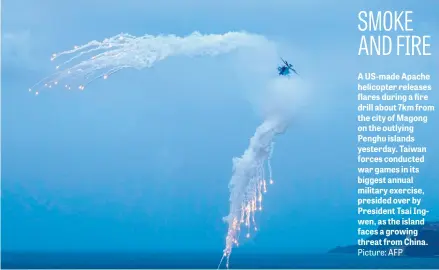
[2,252,439,269]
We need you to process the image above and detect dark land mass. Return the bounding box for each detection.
[2,252,439,269]
[329,221,439,257]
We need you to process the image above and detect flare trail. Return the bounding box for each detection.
[31,31,295,269]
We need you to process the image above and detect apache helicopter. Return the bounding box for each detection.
[277,58,299,77]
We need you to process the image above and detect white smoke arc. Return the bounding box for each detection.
[29,31,269,93]
[31,31,297,269]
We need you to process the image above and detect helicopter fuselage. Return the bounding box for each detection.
[277,66,291,76]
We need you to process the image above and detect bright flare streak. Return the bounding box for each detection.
[220,116,288,268]
[30,31,296,270]
[29,31,268,93]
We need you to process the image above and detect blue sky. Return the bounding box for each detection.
[2,0,438,253]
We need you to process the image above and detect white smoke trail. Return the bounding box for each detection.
[28,31,269,94]
[31,31,299,269]
[219,116,287,269]
[218,76,300,269]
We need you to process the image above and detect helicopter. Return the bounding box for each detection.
[277,58,299,77]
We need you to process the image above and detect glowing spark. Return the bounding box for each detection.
[28,31,266,95]
[220,117,288,268]
[28,31,295,270]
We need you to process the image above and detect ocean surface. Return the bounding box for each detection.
[2,252,439,269]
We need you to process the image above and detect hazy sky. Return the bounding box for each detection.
[2,0,438,253]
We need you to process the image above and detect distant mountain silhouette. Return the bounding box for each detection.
[329,221,439,257]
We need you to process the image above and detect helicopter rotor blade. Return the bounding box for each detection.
[289,67,299,75]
